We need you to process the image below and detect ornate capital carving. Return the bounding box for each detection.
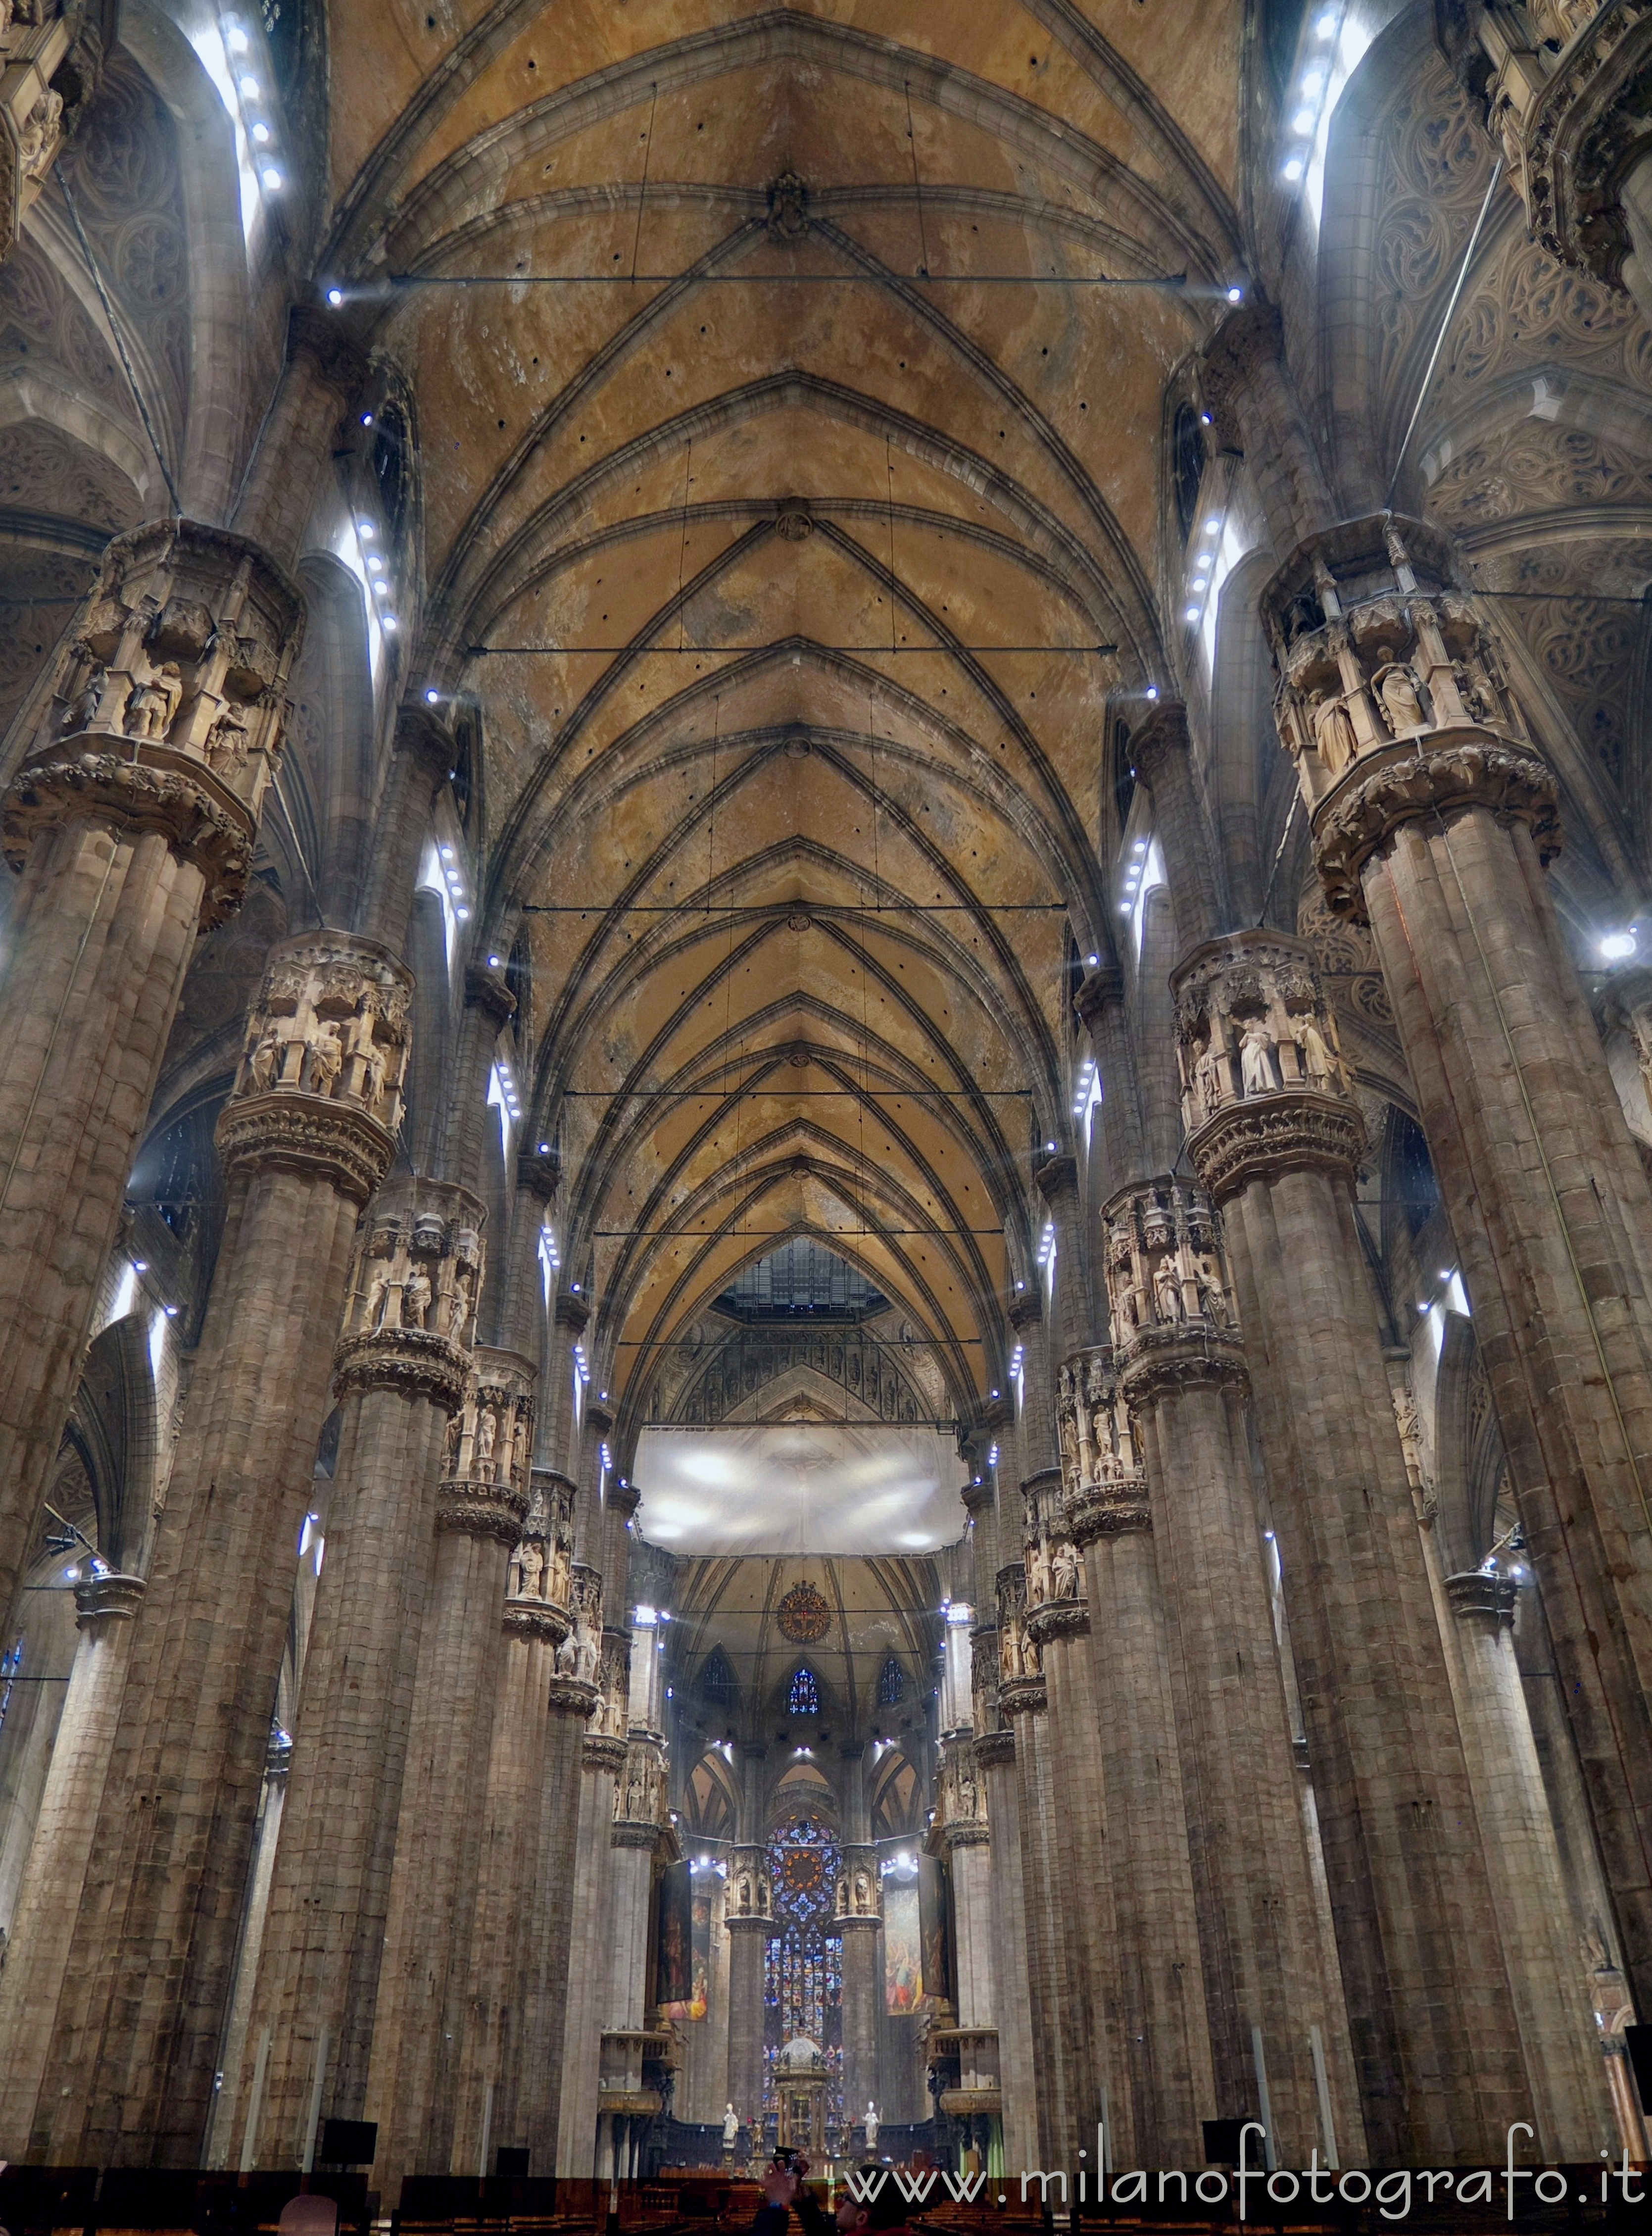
[284,303,371,401]
[1100,1174,1240,1352]
[464,961,517,1029]
[548,1674,600,1718]
[2,750,254,926]
[73,1569,145,1626]
[1473,2,1652,294]
[335,1329,473,1412]
[583,1732,629,1775]
[1119,1328,1249,1405]
[1127,696,1194,786]
[228,932,413,1147]
[973,1728,1016,1770]
[1055,1342,1142,1507]
[1446,1568,1520,1630]
[1073,963,1125,1034]
[1311,732,1561,919]
[336,1179,486,1415]
[1025,1597,1090,1647]
[1033,1153,1077,1203]
[1065,1478,1152,1540]
[518,1143,560,1202]
[1188,1092,1367,1197]
[554,1291,591,1334]
[997,1673,1047,1718]
[612,1820,662,1851]
[1007,1289,1042,1333]
[503,1598,568,1645]
[1197,298,1287,443]
[215,1093,394,1204]
[11,520,302,909]
[436,1479,530,1545]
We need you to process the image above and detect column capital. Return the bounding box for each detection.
[547,1672,600,1716]
[583,1731,629,1775]
[1168,935,1366,1198]
[73,1570,145,1627]
[518,1143,561,1202]
[333,1178,487,1411]
[1459,0,1652,298]
[1033,1152,1078,1203]
[1007,1288,1042,1333]
[464,960,517,1029]
[283,302,372,400]
[1126,695,1194,784]
[1258,513,1560,918]
[1073,962,1125,1033]
[1025,1596,1090,1647]
[1197,297,1287,444]
[1100,1172,1244,1344]
[1066,1477,1152,1540]
[554,1290,591,1334]
[3,520,304,925]
[973,1727,1016,1770]
[832,1848,884,1928]
[1445,1568,1520,1632]
[1056,1342,1145,1512]
[217,932,412,1200]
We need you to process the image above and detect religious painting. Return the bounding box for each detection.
[657,1857,693,2007]
[918,1853,952,2007]
[883,1880,922,2014]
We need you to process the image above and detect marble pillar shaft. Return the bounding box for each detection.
[555,1754,622,2175]
[25,1112,386,2167]
[365,1504,520,2190]
[1129,1366,1360,2163]
[1078,1522,1215,2168]
[726,1919,774,2133]
[947,1836,995,2030]
[234,1362,464,2162]
[1219,1159,1530,2161]
[0,824,205,1636]
[1005,1697,1078,2166]
[977,1739,1038,2174]
[1439,1572,1613,2161]
[0,1578,145,2155]
[514,1684,597,2167]
[838,1917,882,2125]
[1361,803,1652,2004]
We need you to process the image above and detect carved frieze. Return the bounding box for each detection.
[833,1845,884,1925]
[995,1559,1040,1687]
[554,1562,607,1693]
[1101,1174,1238,1349]
[436,1345,534,1547]
[729,1844,775,1923]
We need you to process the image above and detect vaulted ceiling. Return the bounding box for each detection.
[329,0,1249,1433]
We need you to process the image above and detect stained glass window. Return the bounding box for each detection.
[788,1665,820,1716]
[876,1654,905,1706]
[763,1813,842,2125]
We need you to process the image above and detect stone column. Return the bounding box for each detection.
[0,1571,144,2147]
[1175,923,1532,2162]
[1063,1368,1216,2171]
[556,1586,625,2177]
[363,1350,533,2194]
[1442,1570,1614,2160]
[8,932,408,2168]
[228,1185,483,2167]
[834,1841,883,2136]
[725,1847,777,2138]
[1260,513,1652,2024]
[0,521,303,1632]
[1092,1202,1363,2167]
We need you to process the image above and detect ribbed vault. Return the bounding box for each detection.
[332,0,1248,1442]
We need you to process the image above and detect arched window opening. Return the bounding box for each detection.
[876,1655,905,1707]
[788,1666,820,1717]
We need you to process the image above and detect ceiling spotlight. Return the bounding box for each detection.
[358,521,375,538]
[361,412,375,427]
[240,75,261,99]
[1087,952,1099,965]
[132,1260,148,1273]
[261,167,283,192]
[1290,107,1315,134]
[163,1303,179,1317]
[488,953,502,967]
[326,284,343,304]
[1184,605,1201,623]
[253,123,272,146]
[1146,686,1159,701]
[1119,901,1131,914]
[1192,577,1208,592]
[1282,155,1306,183]
[455,906,471,920]
[1301,67,1327,98]
[1199,411,1213,426]
[538,1141,551,1153]
[1599,931,1637,962]
[227,26,249,52]
[440,845,455,861]
[1314,6,1338,34]
[425,687,440,704]
[1226,285,1244,303]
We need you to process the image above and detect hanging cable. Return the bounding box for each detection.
[1384,156,1504,513]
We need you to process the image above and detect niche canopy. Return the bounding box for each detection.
[631,1422,964,1555]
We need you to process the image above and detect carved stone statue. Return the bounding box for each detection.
[1152,1255,1183,1325]
[555,1627,579,1676]
[402,1268,433,1330]
[515,1540,544,1598]
[18,87,63,180]
[1193,1037,1225,1117]
[1028,1541,1051,1604]
[1051,1540,1080,1599]
[205,706,251,775]
[1309,688,1358,775]
[1373,650,1426,735]
[723,2105,738,2149]
[364,1263,393,1329]
[127,661,183,742]
[307,1024,343,1097]
[1238,1020,1277,1096]
[1293,1014,1339,1092]
[475,1406,497,1474]
[575,1625,600,1683]
[864,2104,879,2151]
[248,1022,285,1093]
